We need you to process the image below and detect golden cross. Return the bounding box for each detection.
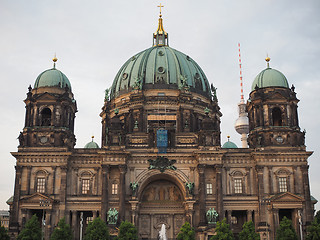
[157,3,164,15]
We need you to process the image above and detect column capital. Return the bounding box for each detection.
[300,165,309,172]
[119,164,127,174]
[198,164,206,172]
[15,165,23,172]
[255,165,264,173]
[215,164,223,172]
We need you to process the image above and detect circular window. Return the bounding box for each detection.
[157,67,165,74]
[276,136,283,143]
[194,73,200,80]
[131,56,136,61]
[186,56,191,61]
[158,51,164,56]
[122,73,128,80]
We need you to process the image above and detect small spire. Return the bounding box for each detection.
[265,55,270,68]
[153,4,168,46]
[52,53,58,68]
[91,136,94,142]
[227,136,230,142]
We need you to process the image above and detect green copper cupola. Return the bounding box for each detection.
[153,4,168,46]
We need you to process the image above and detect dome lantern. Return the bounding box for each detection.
[153,4,168,46]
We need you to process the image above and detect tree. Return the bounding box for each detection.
[306,211,320,240]
[50,217,72,240]
[0,221,10,240]
[176,221,195,240]
[116,221,138,240]
[275,216,298,240]
[239,221,260,240]
[314,210,320,223]
[17,214,42,240]
[83,217,109,240]
[210,218,234,240]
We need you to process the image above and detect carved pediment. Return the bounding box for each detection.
[20,193,58,206]
[270,192,304,203]
[35,92,57,101]
[268,92,287,100]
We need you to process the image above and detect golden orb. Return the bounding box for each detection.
[52,57,58,62]
[265,57,270,62]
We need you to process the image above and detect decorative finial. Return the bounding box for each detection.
[91,136,94,142]
[157,3,164,17]
[227,136,230,141]
[265,55,270,68]
[52,53,58,68]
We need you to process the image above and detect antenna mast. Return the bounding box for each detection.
[238,43,244,103]
[235,43,249,148]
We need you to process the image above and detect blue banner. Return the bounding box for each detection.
[157,129,168,153]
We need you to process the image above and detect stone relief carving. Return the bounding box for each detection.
[142,181,182,202]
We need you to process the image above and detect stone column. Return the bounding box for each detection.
[198,164,206,225]
[59,166,68,219]
[93,211,98,220]
[119,165,127,222]
[215,164,223,220]
[272,209,279,239]
[26,166,32,195]
[247,210,253,222]
[256,165,266,223]
[71,211,77,240]
[129,200,139,225]
[293,166,298,194]
[9,166,22,236]
[227,210,232,225]
[65,211,70,226]
[185,200,196,226]
[52,166,56,195]
[45,210,52,240]
[101,165,110,222]
[268,166,273,194]
[301,165,313,223]
[246,167,251,195]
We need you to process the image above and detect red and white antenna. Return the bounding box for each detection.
[238,43,244,103]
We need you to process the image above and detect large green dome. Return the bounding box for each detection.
[34,67,72,90]
[109,45,211,99]
[251,67,289,91]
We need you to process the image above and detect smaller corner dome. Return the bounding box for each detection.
[251,67,289,91]
[222,139,238,148]
[34,68,72,90]
[84,137,99,149]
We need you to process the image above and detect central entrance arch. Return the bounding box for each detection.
[137,176,186,239]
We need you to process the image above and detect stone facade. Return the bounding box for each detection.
[8,15,315,240]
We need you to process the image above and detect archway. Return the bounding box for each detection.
[137,176,186,240]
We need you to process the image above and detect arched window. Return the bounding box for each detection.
[41,108,51,126]
[274,168,291,193]
[272,107,282,126]
[79,171,93,195]
[230,170,246,194]
[35,170,49,193]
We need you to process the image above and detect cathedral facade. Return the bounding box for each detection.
[8,13,315,240]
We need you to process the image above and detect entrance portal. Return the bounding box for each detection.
[138,180,185,239]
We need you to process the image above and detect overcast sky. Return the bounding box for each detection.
[0,0,319,210]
